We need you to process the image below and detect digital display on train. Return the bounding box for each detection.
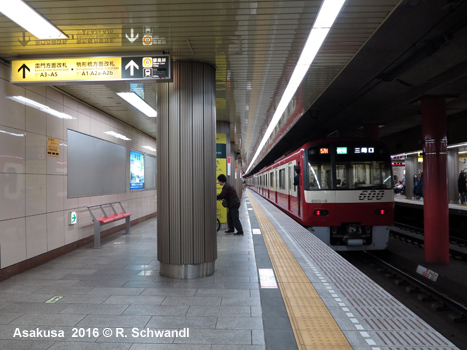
[336,147,348,154]
[319,148,329,154]
[354,147,375,154]
[130,150,145,190]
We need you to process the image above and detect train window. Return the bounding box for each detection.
[307,162,332,190]
[306,145,332,190]
[279,168,285,190]
[335,161,392,189]
[270,172,274,189]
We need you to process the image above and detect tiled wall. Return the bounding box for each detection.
[0,63,157,269]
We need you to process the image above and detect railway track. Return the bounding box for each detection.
[363,251,467,322]
[391,223,467,260]
[339,249,467,349]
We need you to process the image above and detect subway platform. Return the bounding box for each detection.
[0,189,460,349]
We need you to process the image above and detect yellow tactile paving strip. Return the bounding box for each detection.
[248,193,353,350]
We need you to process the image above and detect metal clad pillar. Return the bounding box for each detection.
[158,61,217,278]
[421,96,449,264]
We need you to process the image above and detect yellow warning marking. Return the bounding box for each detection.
[248,193,352,350]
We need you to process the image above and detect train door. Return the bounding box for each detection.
[275,169,278,203]
[294,164,301,218]
[287,164,291,211]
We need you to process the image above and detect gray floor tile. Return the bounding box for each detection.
[0,208,268,349]
[161,296,221,306]
[140,287,197,297]
[123,304,189,316]
[76,314,151,328]
[174,329,251,345]
[47,342,131,350]
[86,287,144,296]
[146,315,217,329]
[103,295,165,305]
[60,303,128,315]
[216,316,263,330]
[0,340,55,350]
[9,313,85,326]
[187,306,251,317]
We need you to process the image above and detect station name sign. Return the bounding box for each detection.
[11,55,171,83]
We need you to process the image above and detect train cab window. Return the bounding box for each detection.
[335,145,393,190]
[335,161,392,189]
[307,163,332,190]
[306,146,332,190]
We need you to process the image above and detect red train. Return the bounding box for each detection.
[245,138,394,251]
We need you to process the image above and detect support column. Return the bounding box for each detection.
[157,61,217,278]
[421,97,449,264]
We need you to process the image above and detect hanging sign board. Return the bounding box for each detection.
[11,55,171,83]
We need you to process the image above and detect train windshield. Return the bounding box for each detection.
[305,143,392,190]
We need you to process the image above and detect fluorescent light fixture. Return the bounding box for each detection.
[246,0,346,174]
[9,96,73,119]
[405,151,422,156]
[142,146,156,152]
[104,131,131,141]
[447,142,467,149]
[0,0,68,39]
[117,92,157,117]
[0,129,24,137]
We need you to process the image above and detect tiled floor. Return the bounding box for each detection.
[0,202,265,350]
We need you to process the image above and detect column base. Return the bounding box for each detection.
[160,261,215,279]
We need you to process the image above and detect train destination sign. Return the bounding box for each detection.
[11,55,171,83]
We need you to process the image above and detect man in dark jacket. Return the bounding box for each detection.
[217,174,243,235]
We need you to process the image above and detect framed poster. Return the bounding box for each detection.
[130,150,145,190]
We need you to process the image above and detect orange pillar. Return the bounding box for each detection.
[421,97,449,264]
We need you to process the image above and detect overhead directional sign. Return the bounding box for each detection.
[11,55,171,83]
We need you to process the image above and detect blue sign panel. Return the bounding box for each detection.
[130,150,145,190]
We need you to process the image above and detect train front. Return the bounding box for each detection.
[302,140,394,251]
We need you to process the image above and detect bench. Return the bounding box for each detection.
[87,201,132,248]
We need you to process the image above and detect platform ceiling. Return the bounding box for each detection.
[1,0,467,174]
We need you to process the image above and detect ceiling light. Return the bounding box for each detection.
[246,0,346,175]
[117,92,157,117]
[104,131,131,141]
[9,96,73,119]
[142,146,156,152]
[0,0,68,39]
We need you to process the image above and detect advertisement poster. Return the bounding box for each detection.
[216,134,227,223]
[130,150,145,190]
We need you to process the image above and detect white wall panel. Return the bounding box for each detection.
[0,64,157,270]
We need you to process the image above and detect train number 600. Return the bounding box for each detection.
[358,190,384,200]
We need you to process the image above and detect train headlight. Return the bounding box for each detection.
[375,209,387,215]
[314,210,329,216]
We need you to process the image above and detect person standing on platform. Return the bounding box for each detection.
[217,174,243,235]
[458,171,467,204]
